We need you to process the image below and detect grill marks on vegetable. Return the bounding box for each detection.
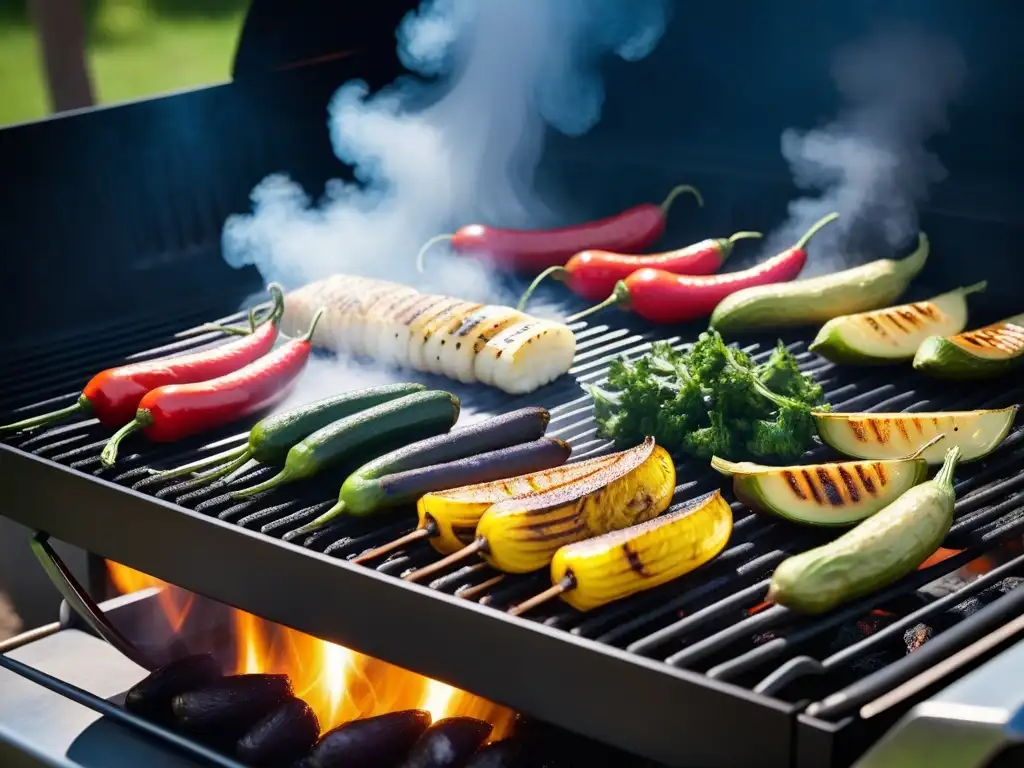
[956,322,1024,355]
[782,462,889,507]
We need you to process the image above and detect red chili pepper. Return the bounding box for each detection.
[516,231,763,309]
[99,309,324,467]
[0,287,286,436]
[415,184,703,275]
[567,213,838,325]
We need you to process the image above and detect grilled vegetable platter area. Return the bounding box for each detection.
[3,184,1023,765]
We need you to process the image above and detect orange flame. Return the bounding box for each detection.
[107,561,515,737]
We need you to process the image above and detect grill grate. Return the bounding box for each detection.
[3,294,1024,765]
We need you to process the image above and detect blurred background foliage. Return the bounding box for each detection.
[0,0,248,126]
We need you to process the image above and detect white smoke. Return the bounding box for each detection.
[761,27,967,274]
[222,0,672,305]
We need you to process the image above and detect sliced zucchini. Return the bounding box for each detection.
[809,282,986,365]
[711,455,928,526]
[814,407,1018,464]
[913,313,1024,380]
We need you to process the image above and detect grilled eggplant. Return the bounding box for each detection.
[281,276,576,394]
[309,710,432,768]
[404,438,676,581]
[711,455,929,526]
[809,282,986,364]
[913,312,1024,379]
[397,717,493,768]
[171,674,293,739]
[512,490,732,614]
[814,407,1018,464]
[124,653,222,722]
[236,696,320,766]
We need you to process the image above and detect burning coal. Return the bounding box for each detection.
[222,0,672,307]
[107,562,515,738]
[762,27,967,275]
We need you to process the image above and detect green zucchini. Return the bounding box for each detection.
[150,383,426,483]
[711,454,928,526]
[304,437,572,530]
[333,407,552,515]
[912,312,1024,379]
[767,445,961,614]
[231,390,460,498]
[710,232,930,336]
[809,282,986,365]
[814,406,1018,464]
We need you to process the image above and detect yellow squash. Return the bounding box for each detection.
[476,437,676,573]
[415,452,619,555]
[511,490,732,614]
[814,407,1018,464]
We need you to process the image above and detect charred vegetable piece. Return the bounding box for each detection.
[464,740,525,768]
[352,453,620,565]
[809,282,987,365]
[237,696,321,767]
[309,710,432,768]
[397,717,493,768]
[711,454,929,526]
[123,653,222,722]
[232,390,460,498]
[322,438,572,525]
[511,490,732,615]
[769,446,961,614]
[913,312,1024,379]
[711,232,930,335]
[331,407,553,518]
[171,674,293,738]
[814,407,1018,464]
[405,437,676,581]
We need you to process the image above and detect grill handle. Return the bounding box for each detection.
[29,532,157,671]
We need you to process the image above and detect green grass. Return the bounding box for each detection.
[0,11,244,127]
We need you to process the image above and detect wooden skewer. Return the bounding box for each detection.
[350,526,433,566]
[403,539,487,583]
[507,575,575,617]
[457,575,505,601]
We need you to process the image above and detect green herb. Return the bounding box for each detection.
[585,331,828,462]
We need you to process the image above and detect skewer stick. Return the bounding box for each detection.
[403,539,487,583]
[507,575,575,617]
[457,575,505,601]
[350,526,433,566]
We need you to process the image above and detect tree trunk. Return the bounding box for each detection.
[28,0,96,113]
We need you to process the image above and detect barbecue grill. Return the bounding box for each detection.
[3,2,1024,767]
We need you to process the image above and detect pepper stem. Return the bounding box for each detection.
[507,574,575,617]
[660,184,703,216]
[349,518,439,564]
[905,433,946,461]
[415,234,455,273]
[933,445,962,488]
[791,212,840,251]
[718,231,764,265]
[294,500,347,537]
[517,266,568,312]
[193,450,255,485]
[230,466,297,499]
[147,444,249,479]
[0,398,89,435]
[566,280,631,324]
[958,280,988,297]
[100,412,151,468]
[300,308,325,342]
